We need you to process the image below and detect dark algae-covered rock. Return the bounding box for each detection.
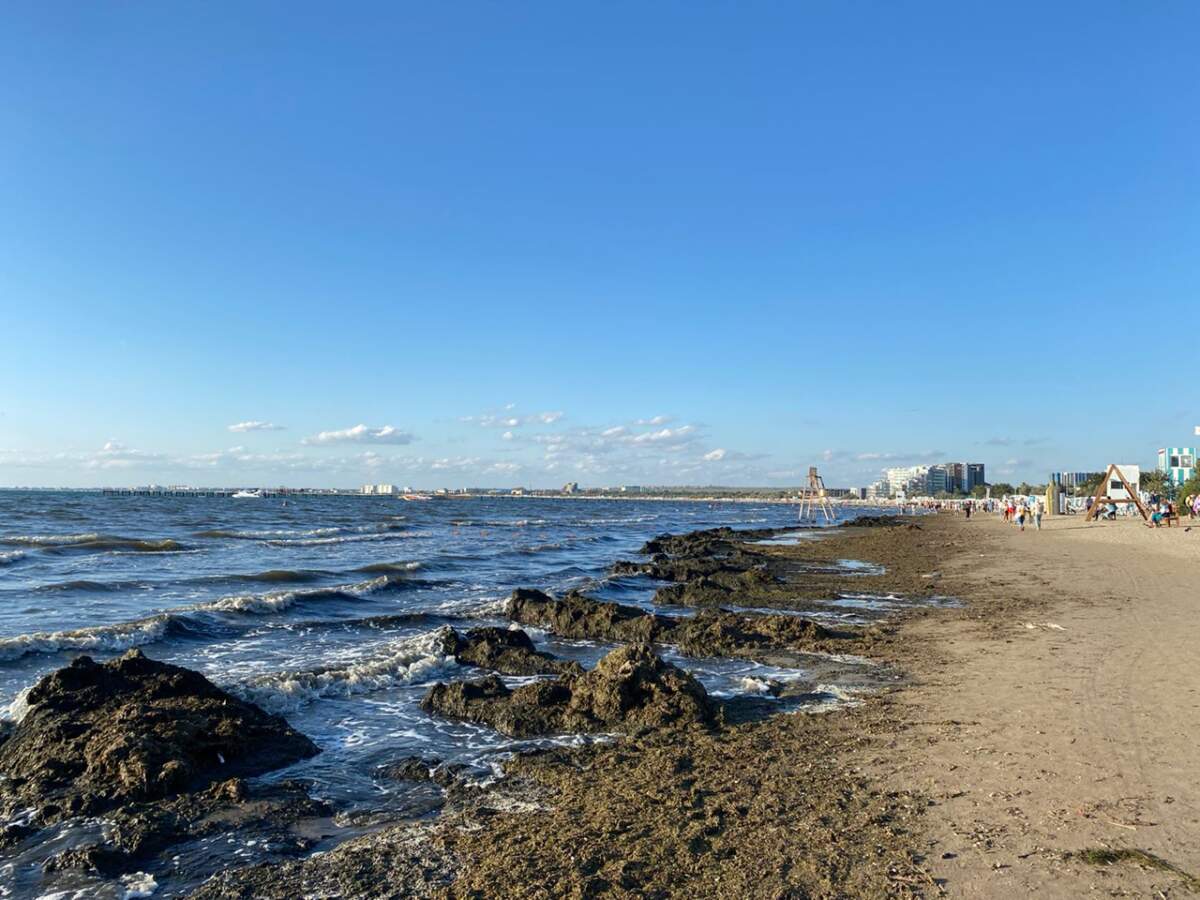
[422,643,715,737]
[444,625,583,676]
[508,587,848,657]
[0,650,324,876]
[509,587,673,643]
[673,608,837,657]
[0,649,317,819]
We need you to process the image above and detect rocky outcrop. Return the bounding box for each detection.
[639,526,781,557]
[0,650,318,820]
[0,650,323,875]
[652,566,780,607]
[508,588,844,657]
[421,644,715,738]
[509,588,672,643]
[673,609,835,657]
[840,515,905,528]
[444,626,582,677]
[612,555,742,582]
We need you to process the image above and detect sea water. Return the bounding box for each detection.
[0,492,881,896]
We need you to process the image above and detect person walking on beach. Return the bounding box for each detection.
[1016,502,1027,531]
[1034,497,1044,530]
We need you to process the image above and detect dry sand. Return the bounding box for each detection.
[876,513,1200,896]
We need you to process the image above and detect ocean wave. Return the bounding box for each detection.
[1,532,102,546]
[518,542,565,554]
[354,561,423,574]
[264,531,415,547]
[202,574,406,614]
[232,629,456,713]
[0,549,26,566]
[0,576,407,663]
[1,533,187,553]
[34,579,144,593]
[232,569,332,584]
[195,523,410,541]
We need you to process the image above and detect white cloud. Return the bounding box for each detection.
[502,431,515,441]
[635,415,671,426]
[85,440,168,470]
[703,448,727,462]
[228,421,285,433]
[631,425,695,445]
[303,424,415,446]
[463,408,565,429]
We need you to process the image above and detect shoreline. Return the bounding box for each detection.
[9,511,1195,896]
[282,513,1198,898]
[190,516,953,897]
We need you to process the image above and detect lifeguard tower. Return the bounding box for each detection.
[798,466,835,524]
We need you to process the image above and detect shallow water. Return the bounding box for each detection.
[0,492,883,896]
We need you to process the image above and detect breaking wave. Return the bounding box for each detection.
[0,615,176,663]
[232,629,456,713]
[0,549,26,566]
[0,576,408,663]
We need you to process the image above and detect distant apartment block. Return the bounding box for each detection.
[963,463,985,492]
[361,484,397,495]
[1157,447,1196,486]
[881,462,985,496]
[561,481,580,494]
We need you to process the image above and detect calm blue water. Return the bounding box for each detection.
[0,491,872,897]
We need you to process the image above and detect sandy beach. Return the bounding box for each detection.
[876,514,1200,896]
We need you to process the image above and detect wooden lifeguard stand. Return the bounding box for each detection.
[799,466,836,523]
[1084,464,1150,522]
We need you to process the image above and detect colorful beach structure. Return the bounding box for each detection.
[1157,447,1196,486]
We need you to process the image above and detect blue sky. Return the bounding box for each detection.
[2,2,1197,488]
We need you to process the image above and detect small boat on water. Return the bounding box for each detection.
[232,489,263,499]
[401,493,432,501]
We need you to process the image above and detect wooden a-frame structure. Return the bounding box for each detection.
[799,466,836,524]
[1084,464,1150,522]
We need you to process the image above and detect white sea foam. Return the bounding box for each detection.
[0,550,25,565]
[1,686,33,722]
[736,676,774,694]
[120,872,158,898]
[233,629,455,713]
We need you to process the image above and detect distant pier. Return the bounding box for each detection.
[100,488,321,498]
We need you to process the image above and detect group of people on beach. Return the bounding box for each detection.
[1144,491,1200,527]
[999,496,1044,532]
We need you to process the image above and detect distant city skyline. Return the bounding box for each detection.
[2,4,1197,488]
